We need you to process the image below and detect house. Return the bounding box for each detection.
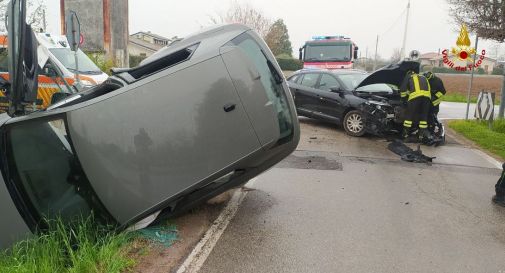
[419,52,443,68]
[420,51,498,74]
[128,32,171,58]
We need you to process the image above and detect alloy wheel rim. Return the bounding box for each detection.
[347,114,363,133]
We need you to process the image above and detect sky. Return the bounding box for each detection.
[44,0,504,60]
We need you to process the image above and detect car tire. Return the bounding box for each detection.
[343,110,366,137]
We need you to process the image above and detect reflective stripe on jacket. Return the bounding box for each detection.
[432,91,444,106]
[407,74,431,101]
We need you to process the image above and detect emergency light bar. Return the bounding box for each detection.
[311,35,349,41]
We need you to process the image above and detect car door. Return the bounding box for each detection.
[313,73,347,122]
[290,73,321,117]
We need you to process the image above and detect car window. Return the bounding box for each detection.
[300,73,319,88]
[232,33,293,140]
[318,74,340,91]
[338,73,367,90]
[5,117,115,225]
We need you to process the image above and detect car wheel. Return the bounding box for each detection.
[343,110,366,137]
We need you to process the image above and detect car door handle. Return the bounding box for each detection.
[223,103,236,113]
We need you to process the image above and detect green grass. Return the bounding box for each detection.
[443,92,501,105]
[0,216,135,273]
[449,119,505,159]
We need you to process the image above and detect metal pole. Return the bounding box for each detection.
[374,35,379,71]
[74,51,80,86]
[400,0,411,59]
[465,35,479,120]
[500,75,505,118]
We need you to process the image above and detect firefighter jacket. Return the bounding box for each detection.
[400,73,432,102]
[426,73,446,106]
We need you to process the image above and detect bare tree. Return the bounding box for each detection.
[447,0,505,42]
[0,0,47,33]
[210,1,272,38]
[390,48,402,63]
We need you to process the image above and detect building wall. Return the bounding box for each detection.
[62,0,129,67]
[128,43,155,57]
[63,0,104,52]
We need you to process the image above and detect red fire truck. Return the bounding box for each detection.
[299,36,359,70]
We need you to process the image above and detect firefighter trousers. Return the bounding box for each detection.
[495,163,505,196]
[403,96,431,130]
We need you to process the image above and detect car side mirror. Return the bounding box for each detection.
[330,86,342,92]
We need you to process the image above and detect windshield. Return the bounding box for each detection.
[304,43,351,62]
[338,73,394,92]
[49,48,102,75]
[5,117,114,225]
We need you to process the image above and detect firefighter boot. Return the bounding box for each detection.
[403,128,419,143]
[420,128,435,146]
[492,163,505,207]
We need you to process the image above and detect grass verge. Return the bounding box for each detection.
[449,119,505,159]
[443,92,501,105]
[0,216,135,273]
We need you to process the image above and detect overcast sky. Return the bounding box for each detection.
[45,0,504,60]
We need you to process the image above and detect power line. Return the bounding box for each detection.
[381,7,407,37]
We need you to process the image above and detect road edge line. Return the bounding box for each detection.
[175,178,257,273]
[472,149,503,170]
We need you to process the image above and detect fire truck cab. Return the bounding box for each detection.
[299,36,358,70]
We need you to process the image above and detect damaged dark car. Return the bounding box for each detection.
[287,61,443,139]
[0,0,300,249]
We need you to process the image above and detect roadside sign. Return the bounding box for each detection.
[475,91,495,121]
[65,11,80,52]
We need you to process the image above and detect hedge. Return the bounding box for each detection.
[276,56,303,71]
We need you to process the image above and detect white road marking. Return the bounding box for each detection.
[472,149,503,170]
[175,178,258,273]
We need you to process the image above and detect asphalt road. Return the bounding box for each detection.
[199,118,505,273]
[439,101,500,120]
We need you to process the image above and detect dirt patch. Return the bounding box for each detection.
[129,190,234,273]
[438,74,504,97]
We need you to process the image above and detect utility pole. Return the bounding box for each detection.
[365,46,369,71]
[466,35,478,120]
[400,0,411,59]
[374,35,379,71]
[42,9,47,32]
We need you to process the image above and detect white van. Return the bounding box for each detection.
[36,33,109,87]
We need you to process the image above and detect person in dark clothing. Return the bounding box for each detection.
[492,163,505,207]
[424,72,446,124]
[400,71,433,143]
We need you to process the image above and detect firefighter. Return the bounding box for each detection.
[493,163,505,207]
[424,71,446,123]
[400,71,433,143]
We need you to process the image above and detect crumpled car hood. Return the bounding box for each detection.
[355,61,420,89]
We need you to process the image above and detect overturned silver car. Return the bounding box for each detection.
[0,0,299,249]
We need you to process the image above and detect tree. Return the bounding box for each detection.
[0,0,47,33]
[448,0,505,117]
[264,19,293,57]
[210,1,272,38]
[447,0,505,42]
[390,48,402,63]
